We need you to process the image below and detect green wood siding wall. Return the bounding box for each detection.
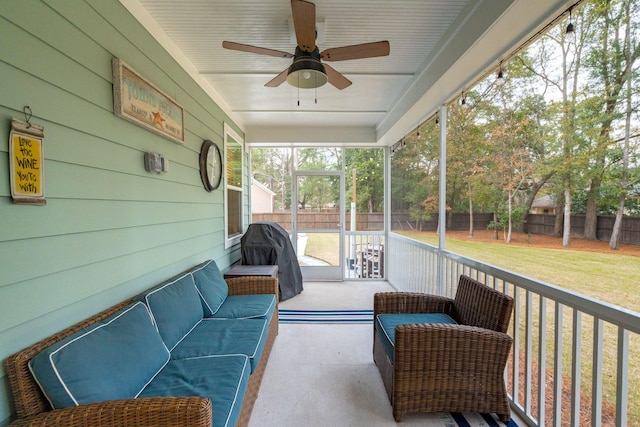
[0,1,246,423]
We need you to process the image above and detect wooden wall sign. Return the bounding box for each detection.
[112,58,184,144]
[9,118,46,205]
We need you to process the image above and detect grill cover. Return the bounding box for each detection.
[241,222,303,301]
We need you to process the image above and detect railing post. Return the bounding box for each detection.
[616,328,629,427]
[437,103,447,296]
[384,145,391,281]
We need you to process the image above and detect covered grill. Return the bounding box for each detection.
[241,222,303,301]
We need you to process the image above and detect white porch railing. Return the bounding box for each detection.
[344,231,385,279]
[387,233,640,427]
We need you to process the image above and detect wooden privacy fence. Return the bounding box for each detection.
[526,214,640,246]
[252,212,640,246]
[251,211,384,231]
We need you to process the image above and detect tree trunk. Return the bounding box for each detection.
[554,192,564,237]
[610,199,624,249]
[468,182,474,237]
[517,172,555,233]
[493,211,499,240]
[562,184,571,247]
[506,191,513,243]
[584,169,602,241]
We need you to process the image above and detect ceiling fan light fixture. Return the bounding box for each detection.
[287,57,328,89]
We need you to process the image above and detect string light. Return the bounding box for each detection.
[566,8,575,41]
[496,62,505,86]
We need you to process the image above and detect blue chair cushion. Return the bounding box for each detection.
[140,354,250,427]
[142,272,204,350]
[191,260,229,316]
[29,302,169,409]
[375,313,458,362]
[170,318,269,373]
[210,294,276,320]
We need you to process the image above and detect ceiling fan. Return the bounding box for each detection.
[222,0,390,90]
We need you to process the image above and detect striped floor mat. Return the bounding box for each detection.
[447,412,519,426]
[278,309,373,323]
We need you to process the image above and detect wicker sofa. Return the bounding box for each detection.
[5,259,278,427]
[373,275,514,422]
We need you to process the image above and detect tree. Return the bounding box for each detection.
[345,148,384,213]
[251,148,292,211]
[482,93,535,243]
[583,0,640,240]
[610,0,639,248]
[517,8,589,247]
[391,118,439,229]
[446,92,487,230]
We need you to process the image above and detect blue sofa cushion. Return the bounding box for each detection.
[210,294,276,320]
[29,302,169,409]
[375,313,458,362]
[143,272,204,351]
[140,355,250,427]
[170,318,269,373]
[191,260,228,316]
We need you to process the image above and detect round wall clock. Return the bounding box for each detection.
[199,139,223,192]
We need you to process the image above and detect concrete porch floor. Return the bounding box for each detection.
[248,281,526,427]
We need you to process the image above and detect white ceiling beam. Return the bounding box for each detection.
[246,125,376,145]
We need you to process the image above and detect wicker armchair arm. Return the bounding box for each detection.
[394,323,513,372]
[225,276,278,296]
[373,292,454,317]
[9,397,212,427]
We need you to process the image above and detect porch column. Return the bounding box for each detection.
[437,104,447,295]
[384,145,391,281]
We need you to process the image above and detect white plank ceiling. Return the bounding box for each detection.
[122,0,574,146]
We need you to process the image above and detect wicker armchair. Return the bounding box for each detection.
[373,275,514,422]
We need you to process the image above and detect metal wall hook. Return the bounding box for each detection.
[23,106,32,128]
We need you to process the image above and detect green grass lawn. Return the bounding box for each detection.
[302,232,340,265]
[395,231,640,312]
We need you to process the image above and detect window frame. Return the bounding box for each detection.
[224,123,245,249]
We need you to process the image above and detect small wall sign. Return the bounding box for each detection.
[9,118,46,205]
[112,58,184,144]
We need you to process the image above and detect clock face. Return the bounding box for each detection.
[199,140,222,192]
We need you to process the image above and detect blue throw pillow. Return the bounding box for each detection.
[191,260,229,316]
[29,302,169,409]
[143,272,204,350]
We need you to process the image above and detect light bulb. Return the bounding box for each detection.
[302,71,311,80]
[566,9,575,42]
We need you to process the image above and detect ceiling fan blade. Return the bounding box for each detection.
[222,41,293,59]
[291,0,316,52]
[265,68,289,87]
[321,41,390,62]
[324,64,352,90]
